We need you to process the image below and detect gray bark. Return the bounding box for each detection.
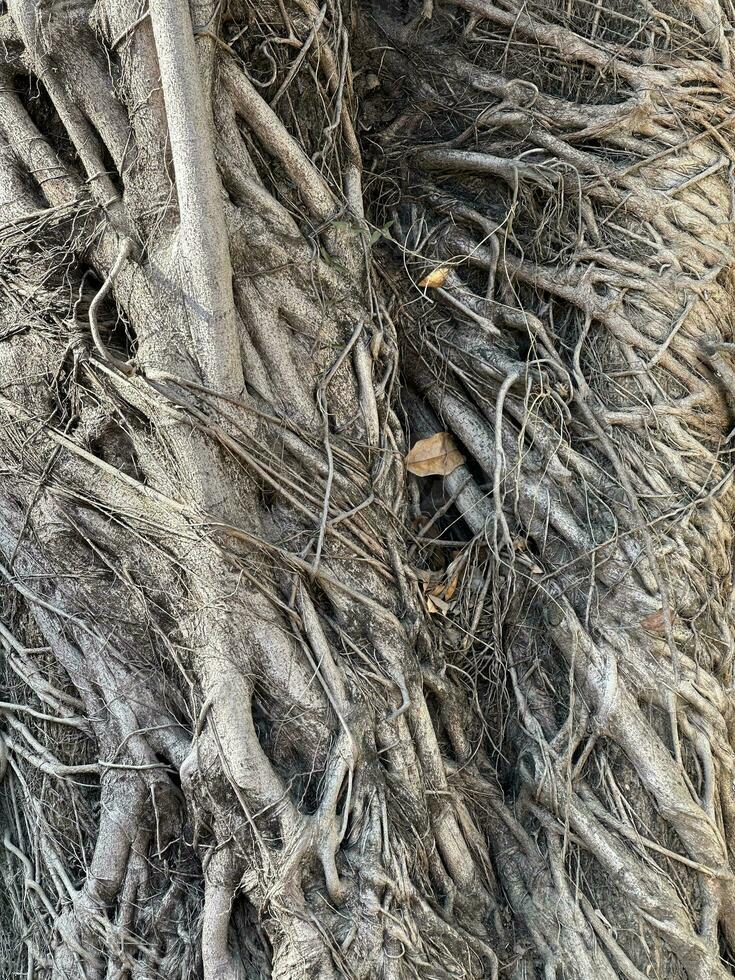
[0,1,734,979]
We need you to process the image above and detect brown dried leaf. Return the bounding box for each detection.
[419,266,451,289]
[405,432,465,477]
[438,575,459,602]
[426,594,452,616]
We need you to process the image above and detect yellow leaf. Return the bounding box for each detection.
[444,575,459,601]
[419,266,450,288]
[431,574,459,602]
[405,432,465,478]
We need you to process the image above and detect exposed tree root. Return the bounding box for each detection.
[0,1,503,977]
[360,1,735,975]
[3,0,735,977]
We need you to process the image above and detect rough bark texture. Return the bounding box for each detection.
[1,1,734,978]
[360,2,735,975]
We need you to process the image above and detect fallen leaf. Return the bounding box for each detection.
[426,594,452,615]
[419,266,451,289]
[406,432,465,477]
[431,575,459,602]
[414,568,442,588]
[443,574,459,601]
[641,609,665,632]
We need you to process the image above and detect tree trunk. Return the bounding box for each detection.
[1,1,734,979]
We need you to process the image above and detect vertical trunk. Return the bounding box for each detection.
[148,0,244,395]
[0,2,498,978]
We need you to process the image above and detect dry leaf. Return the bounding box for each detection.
[419,266,450,289]
[443,575,459,602]
[641,609,665,632]
[429,575,459,603]
[414,568,443,589]
[405,432,465,477]
[426,594,452,615]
